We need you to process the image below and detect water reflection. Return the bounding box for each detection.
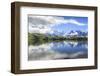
[28,41,88,61]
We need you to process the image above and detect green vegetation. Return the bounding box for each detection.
[28,33,87,45]
[66,36,87,41]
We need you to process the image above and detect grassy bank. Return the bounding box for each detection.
[28,33,87,45]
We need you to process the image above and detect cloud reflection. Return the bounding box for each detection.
[28,41,88,61]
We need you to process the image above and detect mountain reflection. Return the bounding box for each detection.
[28,41,88,61]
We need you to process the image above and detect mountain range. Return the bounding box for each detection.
[46,30,88,37]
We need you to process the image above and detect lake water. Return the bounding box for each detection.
[28,41,88,61]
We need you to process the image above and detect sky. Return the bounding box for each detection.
[28,15,88,34]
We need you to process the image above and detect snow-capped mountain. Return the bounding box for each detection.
[46,30,87,37]
[46,30,65,36]
[65,30,87,37]
[66,30,78,36]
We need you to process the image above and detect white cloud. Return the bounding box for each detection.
[49,16,86,26]
[28,16,87,33]
[29,23,52,34]
[66,19,86,26]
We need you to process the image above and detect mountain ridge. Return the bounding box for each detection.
[46,30,87,37]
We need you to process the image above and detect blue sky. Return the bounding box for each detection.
[28,15,88,34]
[51,16,88,33]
